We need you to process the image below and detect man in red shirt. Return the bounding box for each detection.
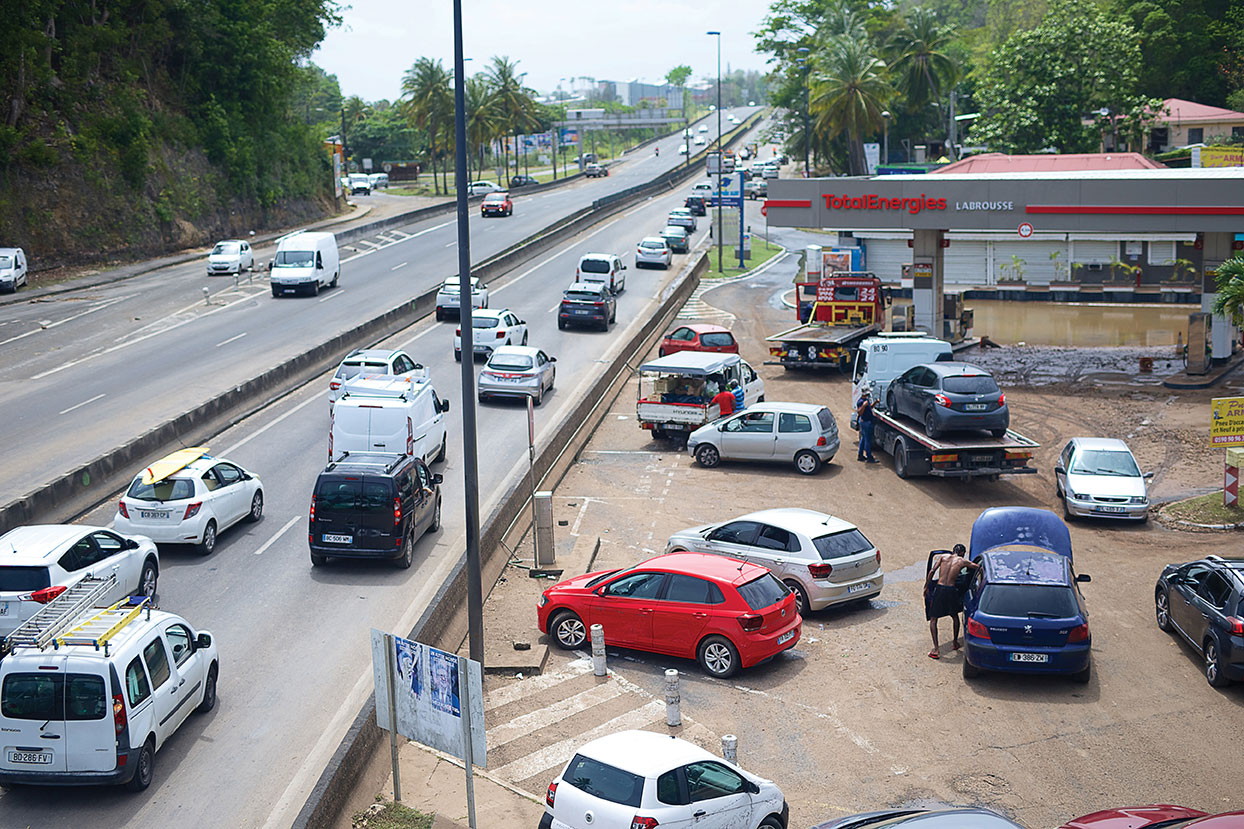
[711,385,736,418]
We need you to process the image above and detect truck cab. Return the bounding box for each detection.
[850,334,953,427]
[766,272,888,370]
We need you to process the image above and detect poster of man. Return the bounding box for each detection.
[429,648,461,717]
[395,638,421,696]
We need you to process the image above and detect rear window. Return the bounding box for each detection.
[640,241,666,250]
[736,573,790,610]
[314,477,394,513]
[564,291,602,303]
[700,332,734,348]
[979,584,1078,618]
[126,477,196,502]
[472,318,500,329]
[816,408,836,432]
[812,529,873,560]
[489,355,533,370]
[943,375,1000,395]
[579,258,610,274]
[563,754,644,807]
[0,566,52,593]
[337,361,387,380]
[1,673,107,721]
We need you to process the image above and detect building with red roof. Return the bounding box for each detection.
[1150,98,1244,153]
[931,153,1161,175]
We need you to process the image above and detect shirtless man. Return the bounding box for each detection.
[925,543,979,659]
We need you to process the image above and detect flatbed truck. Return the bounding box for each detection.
[766,272,886,370]
[860,409,1039,480]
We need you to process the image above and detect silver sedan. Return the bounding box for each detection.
[477,345,557,405]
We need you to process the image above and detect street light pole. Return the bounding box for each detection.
[797,47,810,177]
[882,110,890,170]
[340,106,349,174]
[708,30,722,276]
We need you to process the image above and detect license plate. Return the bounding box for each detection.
[322,534,353,544]
[1010,652,1049,663]
[777,630,795,644]
[847,581,874,594]
[665,423,687,431]
[0,603,9,616]
[574,309,590,315]
[970,455,993,463]
[964,403,988,411]
[8,750,51,765]
[1096,505,1127,513]
[139,510,170,519]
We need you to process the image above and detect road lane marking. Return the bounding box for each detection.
[253,516,301,555]
[215,332,247,347]
[445,240,457,247]
[318,291,342,303]
[59,393,105,415]
[355,239,380,249]
[486,682,625,749]
[493,212,629,296]
[217,390,328,456]
[0,296,128,347]
[483,659,594,712]
[390,262,408,271]
[491,700,665,781]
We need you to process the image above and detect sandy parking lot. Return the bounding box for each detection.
[475,262,1244,828]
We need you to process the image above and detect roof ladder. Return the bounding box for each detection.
[1,575,118,654]
[54,596,152,654]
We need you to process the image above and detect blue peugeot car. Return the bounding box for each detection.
[962,507,1093,683]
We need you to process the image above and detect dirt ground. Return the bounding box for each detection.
[473,265,1244,829]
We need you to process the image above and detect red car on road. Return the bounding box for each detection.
[481,191,512,217]
[536,552,801,678]
[658,323,739,357]
[1062,808,1244,829]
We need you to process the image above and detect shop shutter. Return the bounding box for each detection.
[943,240,989,286]
[993,240,1062,284]
[859,239,909,283]
[1072,240,1117,265]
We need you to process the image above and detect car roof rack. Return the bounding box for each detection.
[1,576,121,655]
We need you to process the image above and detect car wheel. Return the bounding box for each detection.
[923,410,942,440]
[1155,589,1174,632]
[1072,661,1092,684]
[551,611,587,649]
[196,664,218,713]
[990,427,1007,438]
[126,739,155,792]
[886,388,898,413]
[760,817,784,829]
[435,435,447,463]
[428,497,441,533]
[435,308,444,321]
[784,581,809,616]
[395,533,413,569]
[271,286,280,298]
[962,658,981,679]
[757,395,765,403]
[697,635,740,678]
[139,559,158,598]
[695,444,721,468]
[1205,637,1231,687]
[794,449,821,475]
[196,521,217,556]
[658,347,667,357]
[310,280,319,297]
[310,552,328,567]
[558,319,567,330]
[247,491,264,522]
[1062,495,1074,522]
[330,271,339,288]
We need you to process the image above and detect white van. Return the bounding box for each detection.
[368,172,389,190]
[0,247,28,293]
[270,231,339,297]
[0,582,219,792]
[330,375,450,466]
[850,333,952,426]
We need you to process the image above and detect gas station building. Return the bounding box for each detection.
[765,167,1244,363]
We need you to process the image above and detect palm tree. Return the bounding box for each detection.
[811,38,892,175]
[488,56,539,181]
[887,8,958,114]
[401,57,452,194]
[465,75,499,181]
[1212,257,1244,326]
[342,95,370,125]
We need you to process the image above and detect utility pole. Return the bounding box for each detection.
[797,47,810,176]
[340,107,349,173]
[948,90,958,161]
[709,30,722,275]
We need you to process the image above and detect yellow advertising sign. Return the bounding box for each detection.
[1210,397,1244,447]
[1199,146,1244,168]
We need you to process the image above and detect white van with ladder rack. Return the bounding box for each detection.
[0,576,219,791]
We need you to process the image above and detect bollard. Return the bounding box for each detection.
[202,286,210,306]
[664,669,681,727]
[591,624,607,676]
[721,734,737,764]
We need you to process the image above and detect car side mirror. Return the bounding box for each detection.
[745,780,760,794]
[432,474,443,485]
[126,538,140,550]
[1076,573,1092,583]
[195,633,212,649]
[267,260,274,272]
[549,356,557,363]
[518,319,526,325]
[441,399,451,412]
[1143,471,1154,479]
[621,264,627,270]
[1054,465,1066,475]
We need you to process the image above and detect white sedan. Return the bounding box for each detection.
[540,730,788,829]
[468,180,503,196]
[455,308,529,361]
[115,450,264,555]
[206,240,254,275]
[478,345,556,404]
[435,276,488,320]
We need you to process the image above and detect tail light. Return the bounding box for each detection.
[816,436,827,446]
[934,393,951,408]
[1067,624,1090,643]
[808,562,833,578]
[118,500,130,519]
[455,328,461,336]
[309,495,316,523]
[594,302,606,307]
[393,497,402,526]
[330,380,342,391]
[875,550,882,566]
[738,613,763,631]
[967,618,991,640]
[26,585,68,604]
[631,819,659,829]
[112,692,128,736]
[496,331,506,339]
[183,502,202,521]
[998,392,1006,406]
[545,781,557,807]
[1227,617,1244,636]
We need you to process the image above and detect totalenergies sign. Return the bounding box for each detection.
[1210,397,1244,448]
[823,192,947,215]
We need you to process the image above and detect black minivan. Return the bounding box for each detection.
[309,452,442,568]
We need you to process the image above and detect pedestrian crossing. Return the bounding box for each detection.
[677,282,736,323]
[481,657,719,795]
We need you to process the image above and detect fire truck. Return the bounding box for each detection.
[765,271,888,370]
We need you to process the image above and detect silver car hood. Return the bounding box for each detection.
[1067,471,1146,498]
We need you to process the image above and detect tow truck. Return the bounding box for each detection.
[765,271,887,370]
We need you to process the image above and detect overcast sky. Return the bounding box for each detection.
[312,0,774,102]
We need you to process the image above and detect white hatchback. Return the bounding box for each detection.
[206,239,253,275]
[636,237,672,269]
[435,276,488,320]
[115,453,263,555]
[540,730,788,829]
[454,308,529,361]
[329,348,425,401]
[468,180,503,196]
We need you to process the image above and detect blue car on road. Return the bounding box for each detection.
[962,507,1093,683]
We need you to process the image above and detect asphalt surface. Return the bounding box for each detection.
[0,108,760,508]
[0,118,779,827]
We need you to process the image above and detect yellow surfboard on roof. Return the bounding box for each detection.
[141,447,211,485]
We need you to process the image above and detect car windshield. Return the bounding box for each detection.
[0,256,11,267]
[127,476,196,502]
[212,242,240,255]
[979,584,1078,618]
[484,194,505,202]
[737,573,790,610]
[663,227,686,236]
[943,375,1000,395]
[579,258,610,274]
[562,754,644,807]
[640,241,665,250]
[275,249,314,267]
[314,478,392,513]
[564,291,602,303]
[1069,449,1140,476]
[812,529,873,560]
[700,333,734,347]
[0,566,52,593]
[489,354,533,370]
[472,318,500,329]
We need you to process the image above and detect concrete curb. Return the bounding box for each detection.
[1162,352,1244,389]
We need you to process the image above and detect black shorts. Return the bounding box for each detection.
[926,584,962,620]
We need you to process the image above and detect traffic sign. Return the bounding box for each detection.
[1017,222,1034,238]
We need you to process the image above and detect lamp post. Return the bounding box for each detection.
[797,46,810,177]
[881,110,890,170]
[340,106,349,174]
[708,30,722,275]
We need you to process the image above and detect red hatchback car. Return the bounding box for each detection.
[481,191,512,217]
[1062,808,1244,829]
[658,323,739,357]
[537,552,801,678]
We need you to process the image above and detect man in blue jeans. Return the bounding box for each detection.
[856,388,878,463]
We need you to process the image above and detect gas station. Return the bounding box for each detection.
[765,168,1244,371]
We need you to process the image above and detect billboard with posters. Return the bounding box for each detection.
[560,127,580,146]
[1210,397,1244,447]
[370,630,486,764]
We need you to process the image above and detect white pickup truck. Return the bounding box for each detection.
[636,352,765,440]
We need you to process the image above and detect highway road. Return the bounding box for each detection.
[0,107,761,508]
[0,116,774,828]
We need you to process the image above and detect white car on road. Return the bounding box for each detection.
[539,730,788,829]
[635,237,672,269]
[478,345,556,404]
[329,348,425,401]
[1055,436,1152,521]
[435,275,488,320]
[115,450,264,555]
[206,240,254,275]
[0,247,29,292]
[468,180,503,196]
[455,308,529,361]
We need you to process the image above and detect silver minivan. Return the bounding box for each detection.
[664,508,883,615]
[688,402,839,475]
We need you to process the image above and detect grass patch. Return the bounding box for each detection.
[1161,492,1244,526]
[351,801,434,829]
[703,238,784,280]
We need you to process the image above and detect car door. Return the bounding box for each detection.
[587,571,665,650]
[719,411,776,460]
[1196,571,1234,651]
[90,531,142,597]
[66,534,124,603]
[740,362,764,405]
[0,655,69,772]
[1055,442,1075,498]
[200,466,228,525]
[140,634,186,745]
[699,521,763,562]
[1169,563,1212,641]
[215,462,251,526]
[61,657,115,772]
[890,367,918,416]
[163,622,207,720]
[411,462,435,534]
[650,574,722,658]
[749,524,799,582]
[535,351,552,390]
[774,412,814,460]
[681,760,755,828]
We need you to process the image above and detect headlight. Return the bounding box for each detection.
[538,595,548,607]
[1130,496,1148,504]
[1069,492,1085,500]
